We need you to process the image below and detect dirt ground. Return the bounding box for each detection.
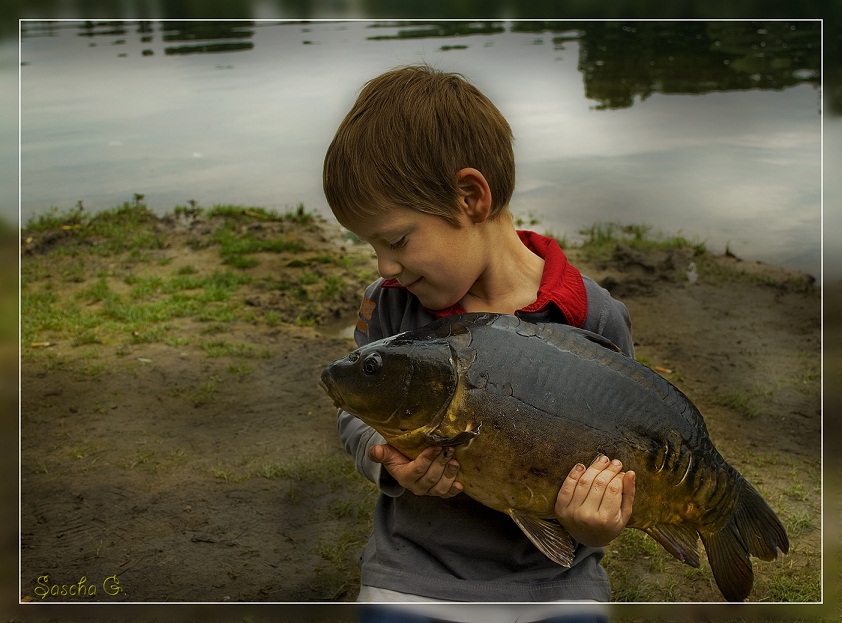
[16,214,822,614]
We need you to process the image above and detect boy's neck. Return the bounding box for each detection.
[460,215,545,315]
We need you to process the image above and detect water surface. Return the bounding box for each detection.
[20,20,822,277]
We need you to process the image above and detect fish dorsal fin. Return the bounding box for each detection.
[508,509,575,567]
[644,524,701,567]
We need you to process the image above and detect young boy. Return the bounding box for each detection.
[323,65,636,620]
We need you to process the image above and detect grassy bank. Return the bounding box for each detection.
[21,197,377,356]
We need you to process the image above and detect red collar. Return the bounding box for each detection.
[382,230,588,327]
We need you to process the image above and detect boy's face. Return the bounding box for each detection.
[348,206,486,312]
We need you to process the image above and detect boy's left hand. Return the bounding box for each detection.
[554,454,635,547]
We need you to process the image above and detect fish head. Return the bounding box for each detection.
[320,335,458,438]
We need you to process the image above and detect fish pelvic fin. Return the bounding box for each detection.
[643,524,701,568]
[508,509,575,567]
[700,479,790,602]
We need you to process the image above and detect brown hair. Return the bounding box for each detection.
[323,65,515,228]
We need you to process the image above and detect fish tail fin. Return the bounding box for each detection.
[700,479,789,602]
[700,522,753,601]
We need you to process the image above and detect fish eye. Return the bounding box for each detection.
[362,352,382,375]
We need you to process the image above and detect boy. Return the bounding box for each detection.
[323,65,636,620]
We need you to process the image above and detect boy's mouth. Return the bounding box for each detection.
[402,277,423,290]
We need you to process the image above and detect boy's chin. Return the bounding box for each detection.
[417,293,463,313]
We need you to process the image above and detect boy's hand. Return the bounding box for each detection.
[369,444,463,498]
[554,454,635,547]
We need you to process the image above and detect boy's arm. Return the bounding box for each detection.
[336,280,403,494]
[337,280,462,498]
[582,276,634,358]
[337,386,463,499]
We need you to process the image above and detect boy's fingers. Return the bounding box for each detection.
[556,463,586,512]
[571,455,621,508]
[368,443,408,467]
[410,446,443,478]
[367,444,385,463]
[620,471,636,522]
[427,452,462,497]
[416,447,458,491]
[368,445,464,498]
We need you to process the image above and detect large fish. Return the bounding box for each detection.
[319,313,789,601]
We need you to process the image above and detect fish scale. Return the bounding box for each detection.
[320,312,789,602]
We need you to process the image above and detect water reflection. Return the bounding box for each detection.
[366,21,506,39]
[20,20,820,109]
[77,21,128,37]
[518,21,820,110]
[160,21,255,55]
[591,22,817,109]
[22,19,258,56]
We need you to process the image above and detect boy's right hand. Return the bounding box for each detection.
[369,444,463,498]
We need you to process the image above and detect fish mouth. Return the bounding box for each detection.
[318,374,345,410]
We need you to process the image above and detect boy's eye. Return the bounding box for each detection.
[389,236,408,250]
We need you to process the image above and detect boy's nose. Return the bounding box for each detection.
[376,253,401,280]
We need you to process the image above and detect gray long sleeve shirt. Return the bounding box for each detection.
[339,233,634,602]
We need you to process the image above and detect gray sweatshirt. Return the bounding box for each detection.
[339,234,634,601]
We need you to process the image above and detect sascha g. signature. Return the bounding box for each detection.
[33,574,124,600]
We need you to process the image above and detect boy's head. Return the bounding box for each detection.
[323,65,515,229]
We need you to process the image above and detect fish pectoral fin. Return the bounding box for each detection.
[425,423,481,447]
[644,524,701,567]
[508,509,575,567]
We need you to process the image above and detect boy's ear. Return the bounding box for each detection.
[455,168,492,223]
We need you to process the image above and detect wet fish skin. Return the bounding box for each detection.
[320,313,789,601]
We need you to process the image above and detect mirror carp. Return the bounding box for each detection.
[320,313,789,601]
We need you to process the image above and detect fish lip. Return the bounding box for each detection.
[318,375,345,409]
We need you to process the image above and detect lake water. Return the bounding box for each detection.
[20,20,823,278]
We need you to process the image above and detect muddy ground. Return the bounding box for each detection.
[14,212,823,618]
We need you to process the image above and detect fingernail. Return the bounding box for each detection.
[612,459,622,467]
[574,463,585,473]
[443,447,454,459]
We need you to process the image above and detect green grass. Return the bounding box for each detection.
[199,341,272,359]
[202,202,315,225]
[21,196,390,357]
[23,202,86,232]
[211,224,305,268]
[23,196,166,257]
[712,386,773,419]
[208,452,372,488]
[579,221,707,262]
